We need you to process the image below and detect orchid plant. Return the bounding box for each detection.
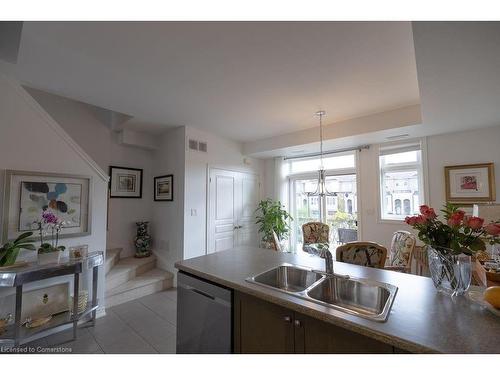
[405,203,500,255]
[33,210,66,254]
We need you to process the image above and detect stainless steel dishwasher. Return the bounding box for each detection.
[176,271,232,353]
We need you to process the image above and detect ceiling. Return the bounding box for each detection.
[0,21,420,142]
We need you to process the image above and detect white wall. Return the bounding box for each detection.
[0,75,108,313]
[25,88,155,258]
[265,125,500,250]
[183,126,265,260]
[151,127,186,276]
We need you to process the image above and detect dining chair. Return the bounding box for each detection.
[412,245,429,276]
[301,222,329,252]
[271,230,282,252]
[335,241,387,269]
[385,231,416,273]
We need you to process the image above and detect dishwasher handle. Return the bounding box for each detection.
[191,287,215,300]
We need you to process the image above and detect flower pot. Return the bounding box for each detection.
[37,251,61,265]
[427,246,471,296]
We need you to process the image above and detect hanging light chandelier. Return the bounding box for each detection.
[307,110,336,220]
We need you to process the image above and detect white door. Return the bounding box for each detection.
[208,169,237,253]
[208,168,260,253]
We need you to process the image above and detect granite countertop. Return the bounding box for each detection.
[175,247,500,354]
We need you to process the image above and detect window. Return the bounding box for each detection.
[288,151,358,251]
[290,154,355,174]
[379,141,425,221]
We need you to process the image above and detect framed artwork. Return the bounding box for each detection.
[109,166,143,198]
[154,174,173,201]
[2,170,92,242]
[444,163,496,203]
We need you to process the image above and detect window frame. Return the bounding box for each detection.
[377,138,428,223]
[287,150,359,252]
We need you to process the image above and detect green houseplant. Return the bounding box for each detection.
[255,199,292,249]
[0,232,36,267]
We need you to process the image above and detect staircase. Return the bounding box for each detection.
[105,248,174,308]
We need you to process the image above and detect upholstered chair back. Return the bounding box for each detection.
[336,241,387,269]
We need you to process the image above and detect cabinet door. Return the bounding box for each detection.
[294,313,393,354]
[234,292,294,353]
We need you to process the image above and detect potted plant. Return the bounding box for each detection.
[255,199,292,251]
[34,210,66,265]
[0,232,36,268]
[405,204,500,296]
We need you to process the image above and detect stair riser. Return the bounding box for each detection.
[106,278,173,308]
[105,259,156,290]
[105,249,122,274]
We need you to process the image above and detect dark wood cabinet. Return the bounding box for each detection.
[234,291,394,354]
[234,291,295,353]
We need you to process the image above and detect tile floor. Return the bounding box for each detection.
[22,289,177,354]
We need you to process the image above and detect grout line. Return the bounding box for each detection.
[138,299,177,329]
[106,306,160,354]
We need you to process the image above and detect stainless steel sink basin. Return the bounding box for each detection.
[306,275,397,322]
[248,264,322,293]
[246,263,397,322]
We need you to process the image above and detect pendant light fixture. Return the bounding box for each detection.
[307,110,335,222]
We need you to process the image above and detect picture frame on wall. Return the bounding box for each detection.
[109,166,143,198]
[2,170,92,242]
[154,174,173,201]
[444,163,496,203]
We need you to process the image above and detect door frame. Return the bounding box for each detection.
[206,165,261,255]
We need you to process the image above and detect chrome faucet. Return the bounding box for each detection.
[307,245,334,274]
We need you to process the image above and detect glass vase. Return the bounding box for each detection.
[427,246,471,296]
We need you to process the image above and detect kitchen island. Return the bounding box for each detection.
[175,247,500,354]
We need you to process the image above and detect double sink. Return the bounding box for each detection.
[246,263,398,322]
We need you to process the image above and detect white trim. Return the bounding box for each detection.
[3,75,109,182]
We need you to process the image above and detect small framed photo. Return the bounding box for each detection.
[154,175,173,201]
[445,163,496,202]
[69,245,88,260]
[109,166,143,198]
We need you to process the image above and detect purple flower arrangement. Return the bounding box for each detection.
[34,210,66,254]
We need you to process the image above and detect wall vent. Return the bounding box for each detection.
[188,139,198,151]
[198,141,208,153]
[188,138,208,153]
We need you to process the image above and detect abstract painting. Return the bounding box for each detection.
[19,181,83,231]
[445,163,496,203]
[2,171,91,241]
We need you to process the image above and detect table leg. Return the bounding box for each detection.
[14,285,22,347]
[91,266,99,324]
[73,273,79,340]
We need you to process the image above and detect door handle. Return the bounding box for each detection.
[284,315,291,323]
[294,319,301,327]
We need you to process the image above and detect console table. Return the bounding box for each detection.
[0,251,103,347]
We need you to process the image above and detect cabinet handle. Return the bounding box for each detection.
[284,315,291,323]
[294,319,301,327]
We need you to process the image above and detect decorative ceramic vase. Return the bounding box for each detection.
[427,246,471,296]
[37,251,61,265]
[134,221,151,258]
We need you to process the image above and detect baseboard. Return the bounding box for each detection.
[95,307,106,319]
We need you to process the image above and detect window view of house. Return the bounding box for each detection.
[289,153,357,250]
[379,148,424,221]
